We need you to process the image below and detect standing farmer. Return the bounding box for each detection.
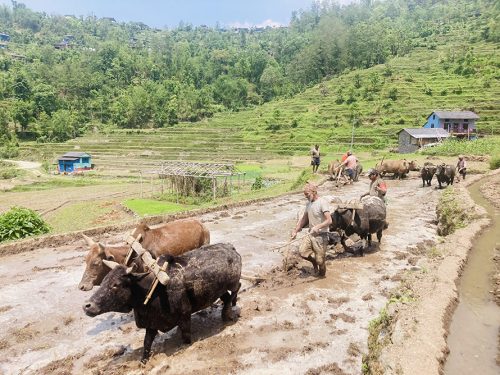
[456,155,467,181]
[291,182,332,276]
[311,145,321,174]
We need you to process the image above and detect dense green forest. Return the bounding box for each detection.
[0,0,498,154]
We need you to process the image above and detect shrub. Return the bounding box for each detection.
[490,155,500,170]
[0,207,50,242]
[388,88,398,101]
[0,168,19,179]
[251,176,264,190]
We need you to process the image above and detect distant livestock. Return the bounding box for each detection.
[78,219,210,291]
[83,243,241,363]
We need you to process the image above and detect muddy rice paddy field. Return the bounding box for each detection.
[0,170,497,375]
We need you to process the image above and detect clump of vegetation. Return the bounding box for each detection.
[251,176,264,190]
[0,207,51,242]
[490,155,500,170]
[362,307,391,374]
[436,188,472,236]
[290,169,313,190]
[422,137,500,156]
[0,167,20,179]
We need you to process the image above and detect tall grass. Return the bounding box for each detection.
[421,137,500,156]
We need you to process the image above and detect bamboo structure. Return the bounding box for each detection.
[143,161,245,199]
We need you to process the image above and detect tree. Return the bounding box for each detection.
[11,100,34,133]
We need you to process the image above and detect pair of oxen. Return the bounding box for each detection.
[420,162,456,188]
[80,219,241,363]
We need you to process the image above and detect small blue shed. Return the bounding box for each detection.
[57,152,92,173]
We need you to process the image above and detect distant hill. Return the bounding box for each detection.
[17,36,499,170]
[0,0,498,151]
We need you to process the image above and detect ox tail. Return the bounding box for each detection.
[201,222,210,245]
[241,274,268,283]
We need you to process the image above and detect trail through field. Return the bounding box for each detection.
[0,175,441,375]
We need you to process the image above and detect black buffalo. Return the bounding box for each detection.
[420,163,437,187]
[83,243,241,362]
[435,164,455,189]
[329,196,388,255]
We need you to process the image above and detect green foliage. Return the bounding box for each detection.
[290,169,313,190]
[0,207,50,242]
[251,176,264,190]
[0,0,495,143]
[422,137,500,156]
[0,167,20,179]
[436,188,472,236]
[123,199,194,217]
[490,155,500,170]
[387,87,398,101]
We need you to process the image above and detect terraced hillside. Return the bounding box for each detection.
[18,40,499,173]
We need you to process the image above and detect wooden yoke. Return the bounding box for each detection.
[124,234,142,265]
[331,201,364,227]
[123,232,170,306]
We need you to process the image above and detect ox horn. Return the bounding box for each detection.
[98,243,106,254]
[102,259,120,270]
[82,234,96,246]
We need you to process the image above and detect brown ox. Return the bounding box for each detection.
[328,160,341,179]
[78,219,210,291]
[375,159,409,179]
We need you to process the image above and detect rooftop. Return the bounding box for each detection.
[398,128,451,139]
[429,111,479,120]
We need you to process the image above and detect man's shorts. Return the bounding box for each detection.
[345,168,355,179]
[312,157,320,166]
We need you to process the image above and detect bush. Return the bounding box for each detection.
[388,88,398,101]
[251,176,264,190]
[0,168,20,179]
[490,155,500,170]
[0,207,51,242]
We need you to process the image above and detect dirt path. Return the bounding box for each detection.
[0,175,441,375]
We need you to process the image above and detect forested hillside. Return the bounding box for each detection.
[0,0,499,159]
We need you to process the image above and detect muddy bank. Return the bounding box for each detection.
[369,169,500,375]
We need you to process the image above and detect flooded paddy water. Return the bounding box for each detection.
[444,176,500,375]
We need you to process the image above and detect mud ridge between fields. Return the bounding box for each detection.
[0,178,329,256]
[370,169,500,375]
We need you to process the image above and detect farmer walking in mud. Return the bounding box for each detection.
[291,182,332,277]
[310,145,320,174]
[456,155,467,181]
[361,169,387,201]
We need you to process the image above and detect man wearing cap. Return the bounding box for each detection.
[291,182,332,276]
[456,155,467,181]
[361,169,387,200]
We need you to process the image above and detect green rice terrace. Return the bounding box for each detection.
[16,39,500,174]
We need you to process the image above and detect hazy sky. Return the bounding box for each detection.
[0,0,353,29]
